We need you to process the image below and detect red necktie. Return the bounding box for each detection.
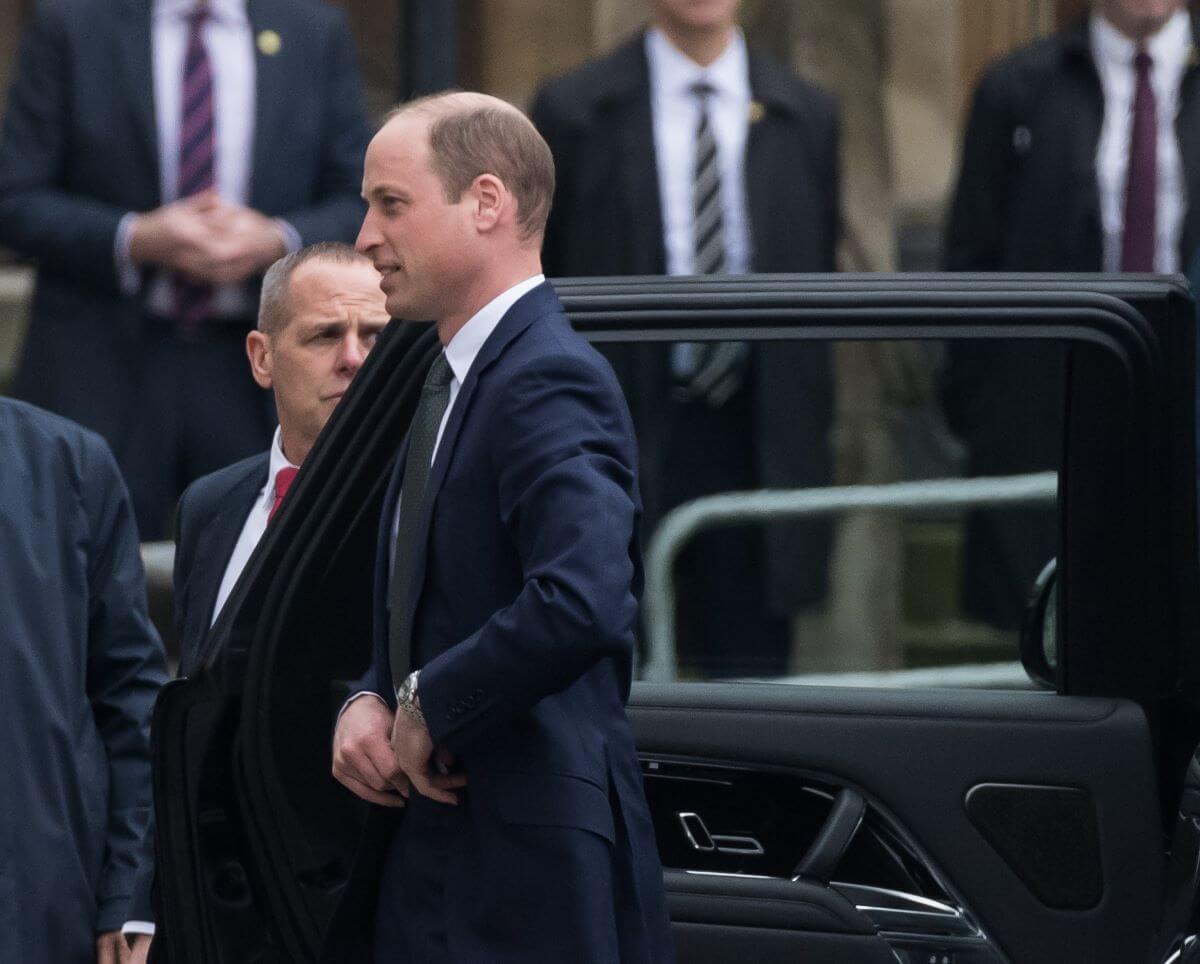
[1121,49,1157,272]
[269,467,298,523]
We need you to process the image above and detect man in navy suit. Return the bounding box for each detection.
[0,398,167,964]
[0,0,371,539]
[122,242,389,960]
[332,93,673,962]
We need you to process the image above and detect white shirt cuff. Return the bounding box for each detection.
[273,218,302,254]
[121,920,155,937]
[114,212,142,296]
[337,690,388,727]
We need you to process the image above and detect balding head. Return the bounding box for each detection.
[356,90,550,339]
[383,92,555,244]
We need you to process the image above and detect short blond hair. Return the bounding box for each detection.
[390,91,555,243]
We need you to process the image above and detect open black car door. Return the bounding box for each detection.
[152,275,1200,964]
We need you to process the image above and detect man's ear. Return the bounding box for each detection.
[471,173,506,233]
[246,330,273,389]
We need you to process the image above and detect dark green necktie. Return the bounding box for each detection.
[387,352,453,692]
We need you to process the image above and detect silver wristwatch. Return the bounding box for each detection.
[395,670,424,727]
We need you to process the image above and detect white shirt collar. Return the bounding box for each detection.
[441,274,546,385]
[1091,8,1192,74]
[645,26,750,104]
[263,425,300,504]
[154,0,248,26]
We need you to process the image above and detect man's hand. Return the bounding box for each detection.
[128,190,224,276]
[128,934,152,964]
[128,193,287,285]
[332,696,410,807]
[389,699,467,805]
[194,201,288,284]
[96,931,131,964]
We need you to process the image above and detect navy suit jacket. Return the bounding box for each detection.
[0,399,167,961]
[126,452,267,928]
[361,283,672,961]
[0,0,370,444]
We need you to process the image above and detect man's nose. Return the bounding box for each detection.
[337,332,367,373]
[355,214,379,254]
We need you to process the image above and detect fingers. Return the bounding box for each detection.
[408,770,461,806]
[95,932,129,964]
[433,744,456,775]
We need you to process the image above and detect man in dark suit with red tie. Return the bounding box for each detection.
[122,242,389,961]
[0,0,371,540]
[944,0,1199,629]
[332,92,673,962]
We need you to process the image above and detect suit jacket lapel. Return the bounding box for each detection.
[182,460,268,672]
[116,0,159,188]
[396,283,561,645]
[594,36,665,275]
[246,0,288,206]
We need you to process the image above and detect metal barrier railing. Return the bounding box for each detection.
[642,472,1059,684]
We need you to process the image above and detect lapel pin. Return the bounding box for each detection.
[257,29,282,56]
[748,100,765,124]
[1013,125,1032,153]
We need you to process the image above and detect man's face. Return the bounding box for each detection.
[250,259,390,454]
[651,0,739,33]
[1094,0,1185,38]
[356,114,479,320]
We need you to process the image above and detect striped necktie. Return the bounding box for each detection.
[174,2,216,336]
[671,82,748,407]
[1120,49,1157,272]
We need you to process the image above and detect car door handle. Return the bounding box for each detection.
[676,812,765,856]
[792,787,866,884]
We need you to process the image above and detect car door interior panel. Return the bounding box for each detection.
[629,682,1160,963]
[150,277,1200,964]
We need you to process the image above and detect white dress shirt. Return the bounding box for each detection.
[1091,9,1192,273]
[212,425,299,625]
[123,427,296,937]
[645,26,753,276]
[339,273,546,719]
[114,0,299,315]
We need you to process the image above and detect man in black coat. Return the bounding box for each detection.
[121,243,389,960]
[0,398,167,964]
[0,0,372,540]
[944,0,1198,628]
[530,0,840,678]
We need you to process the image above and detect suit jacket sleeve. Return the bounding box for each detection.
[124,488,197,930]
[277,8,371,246]
[0,1,128,293]
[417,351,639,753]
[84,434,169,931]
[944,65,1011,271]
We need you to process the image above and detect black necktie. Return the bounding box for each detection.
[387,353,453,691]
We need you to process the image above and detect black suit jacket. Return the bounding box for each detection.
[0,0,370,446]
[943,14,1200,626]
[126,452,268,929]
[530,34,840,611]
